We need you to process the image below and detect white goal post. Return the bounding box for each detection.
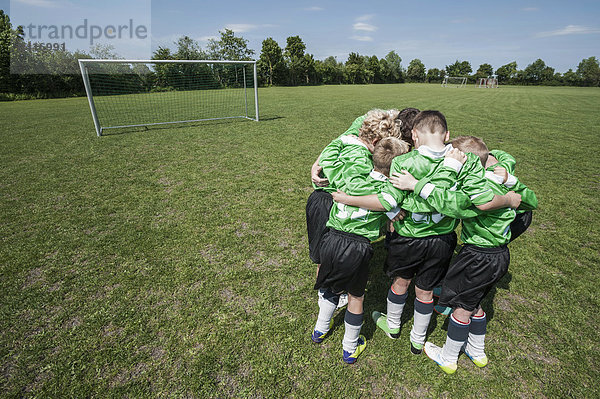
[79,59,259,136]
[441,76,468,88]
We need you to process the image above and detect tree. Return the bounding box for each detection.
[379,51,403,83]
[562,68,581,86]
[315,56,343,84]
[284,36,307,85]
[365,55,382,83]
[474,63,493,80]
[207,29,254,61]
[344,52,370,84]
[406,59,425,82]
[258,37,284,86]
[577,56,600,87]
[426,68,445,83]
[495,61,517,83]
[445,60,471,77]
[523,59,554,85]
[174,36,205,60]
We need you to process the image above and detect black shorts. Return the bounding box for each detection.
[438,244,510,312]
[510,211,533,242]
[306,190,334,264]
[315,229,374,297]
[385,232,457,291]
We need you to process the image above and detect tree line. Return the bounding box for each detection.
[0,9,599,100]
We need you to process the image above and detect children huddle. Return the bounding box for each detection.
[306,109,537,371]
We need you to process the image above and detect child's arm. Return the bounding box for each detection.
[332,192,385,211]
[311,158,329,187]
[487,170,538,210]
[489,149,516,174]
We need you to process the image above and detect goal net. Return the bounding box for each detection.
[441,76,467,88]
[78,59,259,136]
[477,76,499,88]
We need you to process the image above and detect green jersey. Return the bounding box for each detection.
[312,115,366,192]
[414,162,538,247]
[320,134,373,194]
[327,170,398,241]
[486,149,537,213]
[377,144,494,238]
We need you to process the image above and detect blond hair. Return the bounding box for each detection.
[372,137,411,176]
[451,135,489,166]
[359,109,402,143]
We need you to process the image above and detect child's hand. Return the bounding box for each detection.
[445,148,467,165]
[331,190,350,204]
[506,191,522,209]
[391,209,406,222]
[311,163,329,187]
[390,170,418,191]
[493,166,508,184]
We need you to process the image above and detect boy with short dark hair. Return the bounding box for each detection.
[391,135,537,373]
[312,136,411,364]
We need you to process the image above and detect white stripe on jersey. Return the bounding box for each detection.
[341,135,369,150]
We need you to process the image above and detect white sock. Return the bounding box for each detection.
[314,288,339,333]
[386,288,408,330]
[465,312,487,358]
[409,297,434,345]
[441,314,470,364]
[342,310,363,353]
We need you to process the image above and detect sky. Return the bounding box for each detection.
[3,0,600,72]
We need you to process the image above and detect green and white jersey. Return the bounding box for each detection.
[312,115,366,192]
[415,163,538,247]
[488,149,516,174]
[486,149,538,213]
[327,170,399,241]
[377,144,495,238]
[320,134,373,194]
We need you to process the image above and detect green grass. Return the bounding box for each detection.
[1,83,599,398]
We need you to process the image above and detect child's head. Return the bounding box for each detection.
[396,107,420,146]
[451,135,489,166]
[411,110,449,148]
[359,109,402,150]
[372,137,411,176]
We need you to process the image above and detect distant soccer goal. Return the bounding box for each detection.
[78,59,259,136]
[477,75,499,88]
[441,76,468,88]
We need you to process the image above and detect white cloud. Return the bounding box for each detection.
[223,23,278,33]
[14,0,65,7]
[536,25,600,38]
[356,14,374,22]
[304,6,323,11]
[225,24,258,33]
[351,35,373,42]
[353,22,377,32]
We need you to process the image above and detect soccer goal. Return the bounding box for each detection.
[441,76,468,88]
[477,75,499,88]
[78,59,259,136]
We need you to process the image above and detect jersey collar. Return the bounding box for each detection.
[416,143,453,159]
[369,170,387,181]
[341,134,370,150]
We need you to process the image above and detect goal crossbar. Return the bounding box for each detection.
[79,59,259,136]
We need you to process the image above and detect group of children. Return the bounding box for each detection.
[305,108,537,372]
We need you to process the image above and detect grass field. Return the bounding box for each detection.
[1,83,599,398]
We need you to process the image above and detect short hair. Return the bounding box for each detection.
[397,107,420,145]
[451,135,489,166]
[411,110,448,135]
[372,137,411,176]
[359,109,402,143]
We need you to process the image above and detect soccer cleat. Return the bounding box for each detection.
[424,342,458,374]
[410,340,423,355]
[336,294,349,309]
[372,311,400,339]
[463,347,488,368]
[342,335,366,364]
[434,305,452,316]
[311,320,334,344]
[432,286,442,298]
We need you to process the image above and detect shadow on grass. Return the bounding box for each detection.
[99,115,285,136]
